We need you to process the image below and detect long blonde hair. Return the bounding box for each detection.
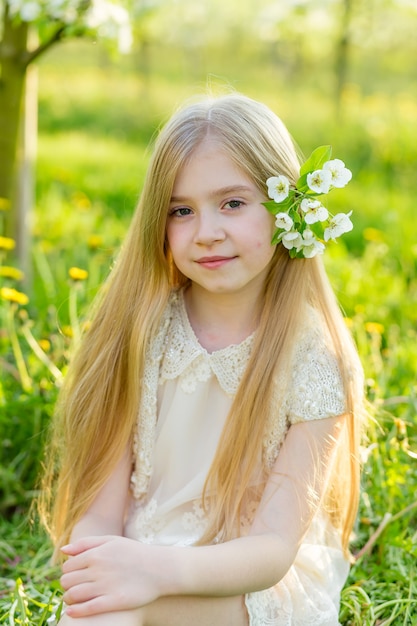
[40,93,364,554]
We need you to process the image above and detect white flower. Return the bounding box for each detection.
[306,169,332,194]
[300,230,325,258]
[300,198,329,224]
[19,0,41,20]
[323,159,352,188]
[266,175,290,203]
[324,211,353,242]
[274,212,293,231]
[85,0,133,53]
[281,231,303,250]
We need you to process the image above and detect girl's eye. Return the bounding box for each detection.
[224,200,243,209]
[169,207,193,217]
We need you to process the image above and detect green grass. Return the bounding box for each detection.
[1,36,417,625]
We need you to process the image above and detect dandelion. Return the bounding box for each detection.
[0,197,10,211]
[0,266,25,281]
[88,234,103,249]
[363,227,384,242]
[69,267,89,281]
[0,236,16,251]
[0,287,29,305]
[38,339,51,352]
[365,322,384,335]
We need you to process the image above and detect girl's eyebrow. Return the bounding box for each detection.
[170,185,255,203]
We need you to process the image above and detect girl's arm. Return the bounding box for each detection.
[69,446,132,541]
[61,414,346,617]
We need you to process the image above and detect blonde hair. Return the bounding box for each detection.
[39,93,364,556]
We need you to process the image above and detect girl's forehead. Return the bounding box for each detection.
[172,144,254,197]
[177,138,250,180]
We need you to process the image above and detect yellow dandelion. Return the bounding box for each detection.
[0,197,10,211]
[72,191,92,210]
[394,417,407,437]
[365,322,384,335]
[69,266,89,281]
[363,228,384,242]
[344,317,353,328]
[61,325,74,338]
[38,339,51,352]
[0,266,24,280]
[0,236,16,250]
[88,234,103,250]
[0,286,29,305]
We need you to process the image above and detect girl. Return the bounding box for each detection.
[40,93,364,626]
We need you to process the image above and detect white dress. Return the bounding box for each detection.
[124,290,350,625]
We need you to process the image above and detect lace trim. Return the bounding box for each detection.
[131,300,173,500]
[245,568,341,625]
[160,291,254,396]
[131,292,347,497]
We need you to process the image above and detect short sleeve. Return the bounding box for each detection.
[286,325,346,425]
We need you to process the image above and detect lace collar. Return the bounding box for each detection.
[160,290,255,396]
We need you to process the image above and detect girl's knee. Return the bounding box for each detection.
[58,608,143,626]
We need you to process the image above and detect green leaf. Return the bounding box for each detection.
[271,230,284,245]
[263,191,295,214]
[263,201,280,215]
[299,145,332,177]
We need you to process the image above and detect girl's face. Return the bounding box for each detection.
[166,139,276,300]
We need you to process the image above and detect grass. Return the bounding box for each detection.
[1,36,417,625]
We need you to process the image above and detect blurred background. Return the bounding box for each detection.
[1,0,417,623]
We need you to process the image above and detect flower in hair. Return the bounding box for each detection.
[264,146,353,258]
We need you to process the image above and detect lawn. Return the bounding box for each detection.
[1,37,417,625]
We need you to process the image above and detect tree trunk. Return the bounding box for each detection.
[335,0,353,117]
[16,58,38,279]
[0,7,28,240]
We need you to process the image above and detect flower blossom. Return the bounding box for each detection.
[266,175,290,203]
[324,212,353,242]
[300,230,325,258]
[7,0,133,53]
[0,236,16,250]
[281,231,303,251]
[274,212,293,231]
[300,198,329,224]
[323,159,352,188]
[0,287,29,305]
[69,267,89,281]
[307,169,332,194]
[85,0,133,53]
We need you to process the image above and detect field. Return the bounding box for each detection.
[1,35,417,625]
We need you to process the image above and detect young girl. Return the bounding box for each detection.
[41,93,364,626]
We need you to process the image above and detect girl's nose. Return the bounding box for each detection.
[194,212,226,245]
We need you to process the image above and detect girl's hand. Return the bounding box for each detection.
[60,536,167,618]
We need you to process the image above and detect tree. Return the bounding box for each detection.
[0,0,132,262]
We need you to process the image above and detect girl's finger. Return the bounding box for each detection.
[61,567,92,591]
[63,581,100,606]
[61,534,115,556]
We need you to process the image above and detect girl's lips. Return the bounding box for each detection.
[195,256,236,269]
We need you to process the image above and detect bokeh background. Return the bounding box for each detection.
[1,1,417,623]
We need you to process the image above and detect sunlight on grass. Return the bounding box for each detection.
[1,33,417,625]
